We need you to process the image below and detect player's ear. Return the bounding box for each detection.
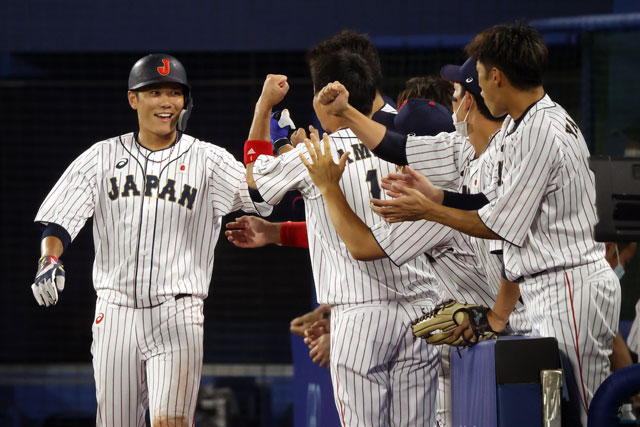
[604,242,616,263]
[127,91,138,110]
[464,92,473,111]
[492,67,504,88]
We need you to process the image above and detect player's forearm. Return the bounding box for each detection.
[339,104,387,151]
[610,332,633,371]
[248,99,272,142]
[423,204,500,240]
[246,163,257,189]
[492,277,521,326]
[321,185,384,260]
[41,236,64,258]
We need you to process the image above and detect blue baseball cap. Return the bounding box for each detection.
[394,98,454,136]
[440,57,481,96]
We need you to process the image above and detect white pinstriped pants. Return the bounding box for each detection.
[91,296,204,427]
[330,298,440,427]
[522,259,620,427]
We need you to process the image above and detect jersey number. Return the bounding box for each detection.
[366,169,381,199]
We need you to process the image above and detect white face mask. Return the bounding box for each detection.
[451,95,473,137]
[614,244,625,280]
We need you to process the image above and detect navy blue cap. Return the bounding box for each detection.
[440,57,481,96]
[393,98,454,136]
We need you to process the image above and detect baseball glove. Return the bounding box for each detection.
[411,300,500,347]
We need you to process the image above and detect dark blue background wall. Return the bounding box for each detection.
[0,0,620,52]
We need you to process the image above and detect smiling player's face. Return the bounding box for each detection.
[128,83,184,139]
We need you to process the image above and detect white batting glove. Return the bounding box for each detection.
[31,255,66,307]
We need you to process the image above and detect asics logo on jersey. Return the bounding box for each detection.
[157,59,170,75]
[107,174,198,210]
[116,159,128,169]
[95,313,104,324]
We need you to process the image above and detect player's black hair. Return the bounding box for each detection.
[457,86,504,123]
[465,23,548,90]
[306,30,383,91]
[618,241,636,252]
[396,76,454,113]
[308,50,376,116]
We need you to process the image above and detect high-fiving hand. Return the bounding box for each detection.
[299,132,350,194]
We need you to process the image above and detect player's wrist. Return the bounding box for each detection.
[338,104,358,121]
[256,97,276,114]
[487,309,507,332]
[433,189,444,205]
[317,181,341,198]
[264,221,282,245]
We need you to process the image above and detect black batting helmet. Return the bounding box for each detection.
[128,53,190,92]
[128,53,194,132]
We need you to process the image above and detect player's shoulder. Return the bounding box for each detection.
[74,132,132,159]
[328,128,360,148]
[180,133,231,156]
[521,95,574,135]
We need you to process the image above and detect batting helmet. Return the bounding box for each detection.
[128,53,193,132]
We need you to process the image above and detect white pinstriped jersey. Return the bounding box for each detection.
[252,128,440,305]
[477,95,606,280]
[371,221,499,309]
[399,132,503,304]
[395,131,530,322]
[405,131,472,190]
[627,300,640,355]
[35,132,271,308]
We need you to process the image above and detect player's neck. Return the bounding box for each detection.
[469,117,503,158]
[372,91,385,113]
[507,86,545,121]
[137,129,178,151]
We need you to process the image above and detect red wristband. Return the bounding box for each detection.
[280,221,309,248]
[244,140,273,164]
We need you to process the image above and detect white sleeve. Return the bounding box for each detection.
[34,145,99,240]
[251,144,312,205]
[478,121,562,247]
[627,299,640,355]
[405,132,468,191]
[370,220,453,266]
[207,148,272,217]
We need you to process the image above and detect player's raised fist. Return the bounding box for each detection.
[316,81,349,116]
[259,74,290,108]
[31,255,66,307]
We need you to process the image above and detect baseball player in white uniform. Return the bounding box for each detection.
[30,54,271,427]
[363,25,620,425]
[245,51,441,427]
[309,56,532,426]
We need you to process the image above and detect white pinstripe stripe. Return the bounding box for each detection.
[330,300,439,427]
[35,133,271,308]
[92,297,204,427]
[521,261,619,425]
[399,127,534,426]
[478,96,605,279]
[253,129,440,305]
[253,128,440,424]
[627,301,640,355]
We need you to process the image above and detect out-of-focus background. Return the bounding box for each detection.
[1,1,639,425]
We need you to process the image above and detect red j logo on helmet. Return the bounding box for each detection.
[157,59,170,76]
